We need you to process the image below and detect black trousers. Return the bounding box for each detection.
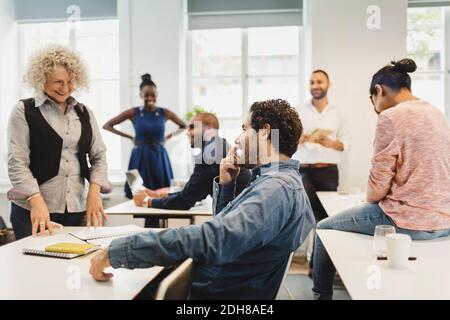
[143,217,161,228]
[300,165,339,270]
[300,165,339,223]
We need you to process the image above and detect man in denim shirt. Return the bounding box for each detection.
[90,99,315,300]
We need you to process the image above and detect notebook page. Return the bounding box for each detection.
[69,225,144,241]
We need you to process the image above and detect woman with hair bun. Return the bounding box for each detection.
[312,58,450,300]
[103,74,186,227]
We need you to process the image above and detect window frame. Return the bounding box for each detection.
[187,26,303,128]
[407,5,450,121]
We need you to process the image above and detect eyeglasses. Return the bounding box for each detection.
[370,84,384,106]
[369,94,375,106]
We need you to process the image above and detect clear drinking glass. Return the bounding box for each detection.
[373,225,396,257]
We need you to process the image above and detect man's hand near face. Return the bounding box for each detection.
[219,146,241,185]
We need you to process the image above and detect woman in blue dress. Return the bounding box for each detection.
[104,74,186,227]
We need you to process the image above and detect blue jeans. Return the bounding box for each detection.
[312,203,450,299]
[10,203,86,240]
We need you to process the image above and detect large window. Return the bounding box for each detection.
[407,6,450,117]
[18,19,122,175]
[189,26,300,140]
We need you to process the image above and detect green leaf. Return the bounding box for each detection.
[184,106,216,121]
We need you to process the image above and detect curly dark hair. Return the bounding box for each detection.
[249,99,303,157]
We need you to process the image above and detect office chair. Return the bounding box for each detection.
[155,258,194,300]
[275,251,295,300]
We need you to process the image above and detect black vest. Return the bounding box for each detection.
[22,98,93,185]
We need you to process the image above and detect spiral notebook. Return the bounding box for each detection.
[22,243,100,259]
[69,225,145,241]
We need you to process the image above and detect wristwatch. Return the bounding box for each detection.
[142,196,151,208]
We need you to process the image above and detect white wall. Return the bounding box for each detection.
[303,0,408,190]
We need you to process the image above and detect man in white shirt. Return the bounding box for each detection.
[293,70,350,222]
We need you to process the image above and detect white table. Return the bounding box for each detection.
[317,229,450,300]
[0,227,163,300]
[105,198,213,227]
[317,191,366,217]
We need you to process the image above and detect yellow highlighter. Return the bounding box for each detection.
[45,243,100,255]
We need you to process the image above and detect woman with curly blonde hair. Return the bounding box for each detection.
[7,44,112,239]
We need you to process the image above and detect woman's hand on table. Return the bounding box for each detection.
[86,184,108,227]
[29,194,53,237]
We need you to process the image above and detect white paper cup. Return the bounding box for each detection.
[385,233,412,270]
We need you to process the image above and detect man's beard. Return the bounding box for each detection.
[237,136,259,169]
[311,89,327,100]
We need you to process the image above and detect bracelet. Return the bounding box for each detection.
[27,193,41,202]
[142,196,151,208]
